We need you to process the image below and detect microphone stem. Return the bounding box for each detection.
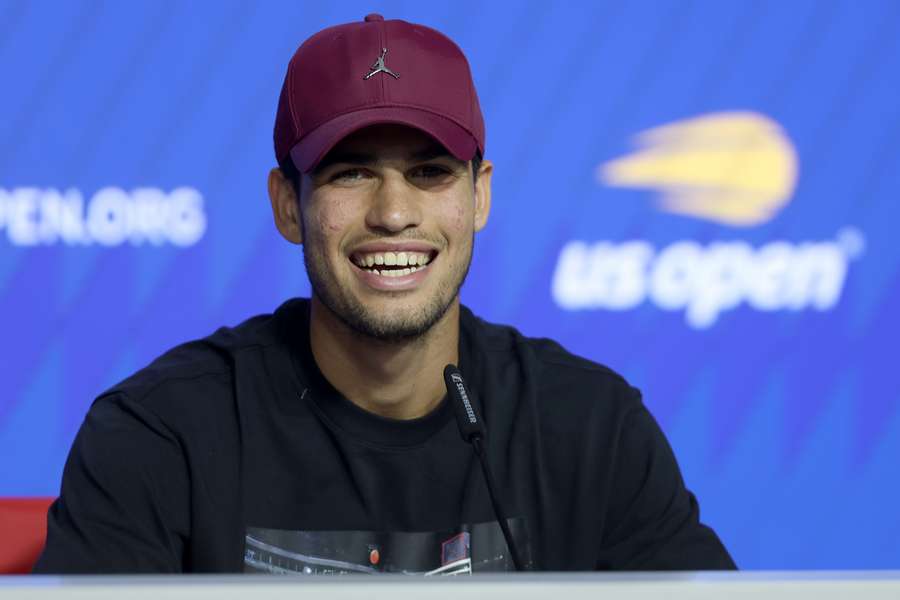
[472,436,524,571]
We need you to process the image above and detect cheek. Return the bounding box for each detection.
[308,197,360,239]
[317,214,343,234]
[434,191,471,233]
[445,201,472,237]
[317,206,351,233]
[451,203,466,227]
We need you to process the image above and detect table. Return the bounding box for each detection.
[2,571,900,599]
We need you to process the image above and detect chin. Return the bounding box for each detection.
[306,245,469,342]
[346,294,455,341]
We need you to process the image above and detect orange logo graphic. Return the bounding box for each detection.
[598,111,798,227]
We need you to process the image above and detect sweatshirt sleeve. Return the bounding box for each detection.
[32,393,190,573]
[595,392,737,570]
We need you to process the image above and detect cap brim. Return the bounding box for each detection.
[289,107,479,173]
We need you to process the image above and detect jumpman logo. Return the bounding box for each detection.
[364,48,400,80]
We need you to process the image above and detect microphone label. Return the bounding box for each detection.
[451,373,477,425]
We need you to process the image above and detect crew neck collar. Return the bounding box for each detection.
[276,298,481,448]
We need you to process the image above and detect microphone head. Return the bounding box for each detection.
[443,364,485,443]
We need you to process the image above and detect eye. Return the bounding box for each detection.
[330,168,367,183]
[410,164,452,179]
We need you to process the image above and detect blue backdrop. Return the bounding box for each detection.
[1,0,898,569]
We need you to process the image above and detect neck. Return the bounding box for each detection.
[309,297,460,420]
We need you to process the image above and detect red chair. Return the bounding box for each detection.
[0,498,54,574]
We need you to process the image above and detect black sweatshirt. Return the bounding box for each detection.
[34,298,735,574]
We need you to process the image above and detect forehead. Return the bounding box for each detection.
[321,124,452,164]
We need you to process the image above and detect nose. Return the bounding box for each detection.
[364,171,423,233]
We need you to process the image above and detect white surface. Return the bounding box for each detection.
[2,572,900,599]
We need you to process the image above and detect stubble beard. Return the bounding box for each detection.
[302,234,473,343]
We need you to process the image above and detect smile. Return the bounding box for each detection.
[348,249,439,290]
[350,250,435,277]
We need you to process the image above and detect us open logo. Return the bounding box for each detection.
[598,111,798,227]
[552,111,865,329]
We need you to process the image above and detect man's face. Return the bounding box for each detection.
[277,124,492,341]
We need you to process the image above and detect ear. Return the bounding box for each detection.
[268,167,303,244]
[473,159,493,232]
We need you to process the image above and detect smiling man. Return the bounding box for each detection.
[269,124,489,422]
[35,15,735,574]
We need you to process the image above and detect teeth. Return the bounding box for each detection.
[352,251,433,269]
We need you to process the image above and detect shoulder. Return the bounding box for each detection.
[461,306,641,418]
[100,298,307,417]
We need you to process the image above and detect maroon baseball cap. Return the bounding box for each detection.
[274,14,485,173]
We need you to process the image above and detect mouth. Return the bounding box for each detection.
[349,249,438,278]
[347,248,439,291]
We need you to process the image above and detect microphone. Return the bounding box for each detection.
[443,364,524,571]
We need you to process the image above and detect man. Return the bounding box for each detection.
[35,14,735,574]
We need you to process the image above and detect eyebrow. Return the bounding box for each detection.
[409,145,456,163]
[311,144,458,175]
